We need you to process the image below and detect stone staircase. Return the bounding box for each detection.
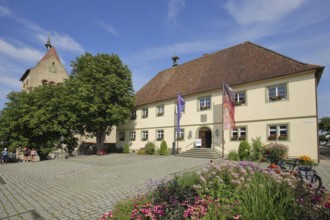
[176,148,222,159]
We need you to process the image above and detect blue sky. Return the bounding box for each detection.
[0,0,329,117]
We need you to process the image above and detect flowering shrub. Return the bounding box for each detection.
[263,143,288,164]
[297,155,318,166]
[96,149,107,155]
[238,140,250,160]
[145,142,155,155]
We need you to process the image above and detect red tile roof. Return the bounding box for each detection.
[135,41,324,107]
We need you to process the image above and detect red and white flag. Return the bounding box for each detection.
[223,83,236,130]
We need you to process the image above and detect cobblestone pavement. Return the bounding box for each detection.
[0,154,329,220]
[0,154,213,220]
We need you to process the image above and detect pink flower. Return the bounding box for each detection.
[233,214,242,219]
[325,202,330,209]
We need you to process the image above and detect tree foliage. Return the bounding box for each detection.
[0,84,78,159]
[69,53,135,149]
[0,52,134,157]
[319,117,330,135]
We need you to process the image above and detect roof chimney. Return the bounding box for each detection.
[171,54,179,67]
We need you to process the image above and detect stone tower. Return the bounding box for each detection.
[20,34,69,91]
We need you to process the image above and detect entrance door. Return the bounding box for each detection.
[198,127,212,148]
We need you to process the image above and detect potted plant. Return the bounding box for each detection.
[278,135,288,141]
[268,135,277,141]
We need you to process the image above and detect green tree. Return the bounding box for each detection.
[319,117,330,135]
[238,140,250,160]
[159,140,168,155]
[0,84,78,158]
[69,53,134,150]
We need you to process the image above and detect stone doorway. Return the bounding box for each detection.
[198,127,212,148]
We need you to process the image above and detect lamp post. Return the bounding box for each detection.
[60,135,65,159]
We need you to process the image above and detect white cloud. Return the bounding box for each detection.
[167,0,185,22]
[99,20,118,36]
[224,0,305,25]
[0,5,10,16]
[0,38,43,62]
[0,6,84,55]
[34,32,84,54]
[0,75,21,88]
[130,39,228,64]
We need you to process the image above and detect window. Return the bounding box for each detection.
[156,130,164,140]
[142,108,148,118]
[157,105,164,116]
[130,131,136,140]
[142,130,149,141]
[268,84,287,102]
[199,97,211,110]
[268,124,288,141]
[175,128,185,141]
[131,110,136,120]
[235,91,246,106]
[119,131,125,141]
[175,103,185,114]
[42,80,48,86]
[231,126,247,141]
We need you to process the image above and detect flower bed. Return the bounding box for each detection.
[99,161,330,219]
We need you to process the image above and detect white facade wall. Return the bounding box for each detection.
[117,71,319,160]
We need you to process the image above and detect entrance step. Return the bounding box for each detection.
[176,148,222,159]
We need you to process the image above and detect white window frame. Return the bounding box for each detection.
[157,105,164,117]
[267,124,288,141]
[175,103,185,114]
[199,97,211,110]
[268,84,287,102]
[156,130,164,140]
[175,128,185,141]
[142,108,148,118]
[231,126,247,141]
[235,91,246,106]
[142,130,149,141]
[131,110,136,120]
[130,131,136,140]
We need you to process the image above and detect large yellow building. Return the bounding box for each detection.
[117,41,324,160]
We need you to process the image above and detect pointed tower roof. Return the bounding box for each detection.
[45,32,52,49]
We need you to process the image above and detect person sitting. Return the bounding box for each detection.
[23,147,30,162]
[30,148,37,162]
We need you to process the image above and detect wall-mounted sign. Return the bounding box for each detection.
[196,139,202,147]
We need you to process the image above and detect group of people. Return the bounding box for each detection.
[22,147,38,162]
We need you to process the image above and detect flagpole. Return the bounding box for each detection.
[222,81,225,158]
[177,95,179,154]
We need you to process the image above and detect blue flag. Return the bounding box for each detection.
[177,94,185,137]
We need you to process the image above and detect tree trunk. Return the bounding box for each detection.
[96,127,106,151]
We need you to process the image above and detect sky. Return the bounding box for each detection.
[0,0,329,117]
